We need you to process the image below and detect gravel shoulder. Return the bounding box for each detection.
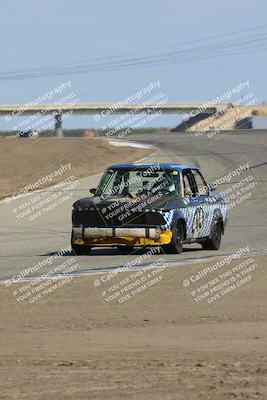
[1,254,266,400]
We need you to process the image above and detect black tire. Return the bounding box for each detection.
[117,246,134,254]
[202,222,222,250]
[164,220,184,254]
[72,243,91,255]
[71,231,91,255]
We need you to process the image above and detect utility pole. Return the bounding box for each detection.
[55,113,63,138]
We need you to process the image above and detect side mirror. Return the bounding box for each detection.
[90,188,97,195]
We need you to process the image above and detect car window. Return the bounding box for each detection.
[97,169,126,196]
[128,170,170,194]
[191,169,208,195]
[182,170,195,196]
[97,168,181,197]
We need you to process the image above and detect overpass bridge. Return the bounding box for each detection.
[0,103,219,116]
[0,103,266,136]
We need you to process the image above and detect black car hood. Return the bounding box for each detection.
[73,194,186,211]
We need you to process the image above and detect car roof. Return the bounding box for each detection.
[108,163,198,171]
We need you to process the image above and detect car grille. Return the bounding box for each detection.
[72,208,165,227]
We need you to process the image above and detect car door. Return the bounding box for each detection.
[190,169,214,238]
[182,169,211,239]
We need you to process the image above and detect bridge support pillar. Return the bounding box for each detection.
[55,114,63,138]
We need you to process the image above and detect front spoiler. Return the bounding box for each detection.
[72,227,172,247]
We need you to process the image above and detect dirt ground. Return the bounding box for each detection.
[0,254,266,399]
[0,137,151,198]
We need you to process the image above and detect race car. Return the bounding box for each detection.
[71,163,228,255]
[17,130,39,138]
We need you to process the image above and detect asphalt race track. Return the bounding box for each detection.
[0,130,266,281]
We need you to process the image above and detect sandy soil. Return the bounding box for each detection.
[0,254,266,399]
[0,137,151,198]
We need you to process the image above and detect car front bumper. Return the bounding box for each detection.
[72,227,172,247]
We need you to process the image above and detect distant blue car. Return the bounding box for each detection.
[71,163,228,254]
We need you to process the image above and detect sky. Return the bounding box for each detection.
[0,0,267,130]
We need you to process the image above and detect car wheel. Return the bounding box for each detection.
[71,232,91,255]
[72,243,91,255]
[202,222,222,250]
[117,246,134,254]
[164,221,184,254]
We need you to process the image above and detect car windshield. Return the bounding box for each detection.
[96,167,181,198]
